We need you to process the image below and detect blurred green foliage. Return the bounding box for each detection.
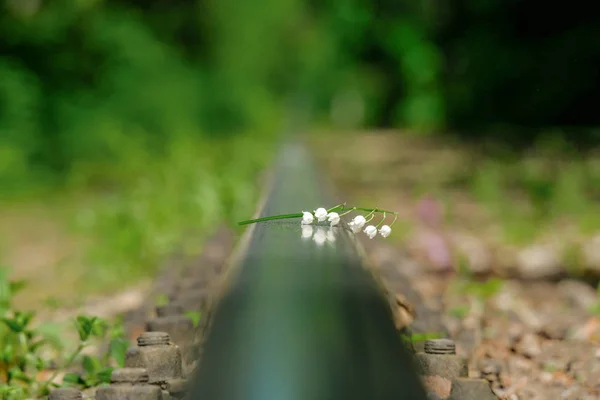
[2,0,599,194]
[0,0,283,193]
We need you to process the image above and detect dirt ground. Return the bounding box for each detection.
[362,236,600,399]
[313,131,600,399]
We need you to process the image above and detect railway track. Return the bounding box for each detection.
[48,142,499,400]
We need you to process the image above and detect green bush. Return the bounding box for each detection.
[0,267,128,398]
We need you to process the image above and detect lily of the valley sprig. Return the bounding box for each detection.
[238,203,398,239]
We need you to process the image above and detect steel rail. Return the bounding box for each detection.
[188,142,428,400]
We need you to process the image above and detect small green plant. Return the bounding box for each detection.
[399,331,446,348]
[461,278,504,301]
[0,267,129,399]
[184,311,202,328]
[542,361,558,373]
[448,304,470,319]
[409,332,445,342]
[449,259,504,321]
[61,316,129,389]
[155,294,169,307]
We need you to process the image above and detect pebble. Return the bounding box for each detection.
[516,244,562,280]
[450,232,492,274]
[539,371,553,383]
[514,333,542,358]
[558,280,598,311]
[479,359,502,378]
[539,320,570,340]
[582,234,600,274]
[560,385,589,400]
[422,376,452,399]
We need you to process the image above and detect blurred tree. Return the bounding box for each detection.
[1,0,599,195]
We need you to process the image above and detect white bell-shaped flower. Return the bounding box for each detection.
[363,225,377,239]
[327,212,340,226]
[314,207,328,222]
[301,211,314,225]
[352,215,366,229]
[379,225,392,238]
[348,221,361,233]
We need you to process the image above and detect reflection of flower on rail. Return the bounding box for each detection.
[239,202,399,240]
[301,226,337,246]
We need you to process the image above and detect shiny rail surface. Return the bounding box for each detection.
[188,142,428,400]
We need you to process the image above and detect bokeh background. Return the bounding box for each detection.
[1,0,599,308]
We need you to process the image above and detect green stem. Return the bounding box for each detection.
[339,207,356,217]
[376,212,387,228]
[237,205,399,227]
[327,203,346,213]
[238,213,303,226]
[40,343,86,393]
[364,208,378,224]
[354,206,397,214]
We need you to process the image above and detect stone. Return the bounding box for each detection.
[48,388,82,400]
[422,375,452,399]
[145,315,195,346]
[95,368,162,400]
[416,353,469,380]
[155,304,184,317]
[478,359,502,380]
[558,280,598,311]
[450,232,492,274]
[582,235,600,274]
[514,333,542,358]
[448,378,498,400]
[516,245,562,280]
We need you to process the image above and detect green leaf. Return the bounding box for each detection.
[8,367,33,384]
[1,343,15,363]
[0,385,25,400]
[63,372,85,385]
[96,366,114,384]
[109,337,129,367]
[184,311,201,327]
[9,280,27,295]
[2,317,24,333]
[35,355,46,371]
[155,293,169,306]
[0,266,13,309]
[448,305,470,319]
[35,322,66,351]
[15,311,34,330]
[91,317,108,338]
[82,355,101,375]
[74,316,96,341]
[24,353,44,371]
[28,338,47,352]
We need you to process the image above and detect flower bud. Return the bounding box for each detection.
[327,212,340,226]
[364,225,377,239]
[352,215,366,229]
[314,207,328,222]
[379,225,392,238]
[301,211,314,225]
